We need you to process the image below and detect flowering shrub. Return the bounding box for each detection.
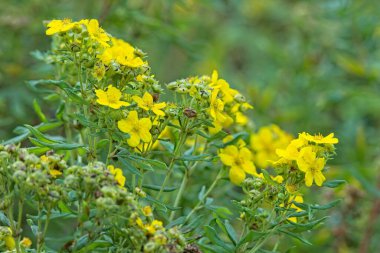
[0,19,344,252]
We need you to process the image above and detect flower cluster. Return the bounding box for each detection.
[0,18,342,252]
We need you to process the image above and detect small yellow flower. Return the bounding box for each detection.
[99,38,144,67]
[85,19,110,47]
[210,70,238,103]
[250,125,292,168]
[287,195,304,223]
[299,132,339,144]
[209,89,226,121]
[108,165,126,187]
[95,85,130,109]
[144,220,164,235]
[142,206,152,216]
[117,111,152,147]
[219,144,257,185]
[132,92,166,116]
[136,217,144,228]
[40,155,62,178]
[20,237,32,248]
[46,19,76,35]
[2,227,15,250]
[296,147,326,187]
[276,138,306,161]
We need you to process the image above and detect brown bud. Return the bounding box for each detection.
[152,93,159,102]
[183,108,197,118]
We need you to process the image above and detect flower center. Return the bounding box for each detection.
[107,93,118,103]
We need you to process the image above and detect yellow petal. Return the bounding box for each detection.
[118,119,133,133]
[229,167,246,185]
[127,133,140,147]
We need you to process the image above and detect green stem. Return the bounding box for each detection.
[169,169,188,221]
[106,132,113,166]
[156,125,188,201]
[7,205,20,253]
[183,167,225,224]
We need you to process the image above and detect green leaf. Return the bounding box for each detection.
[310,199,341,210]
[322,180,346,188]
[118,157,142,176]
[224,220,238,245]
[142,184,178,192]
[33,99,47,122]
[237,231,268,247]
[130,155,168,171]
[1,132,29,145]
[24,124,59,144]
[283,217,328,232]
[278,229,312,245]
[204,225,235,252]
[27,146,50,155]
[29,137,83,150]
[177,153,212,161]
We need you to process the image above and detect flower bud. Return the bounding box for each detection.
[234,94,246,103]
[183,108,197,118]
[166,81,179,90]
[144,242,156,253]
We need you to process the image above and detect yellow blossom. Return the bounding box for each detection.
[210,70,239,103]
[95,85,130,109]
[85,19,110,47]
[299,132,339,144]
[99,38,144,67]
[46,19,76,35]
[276,138,306,162]
[142,206,152,216]
[219,144,257,185]
[108,165,126,187]
[40,155,62,178]
[117,111,152,147]
[250,125,292,168]
[296,147,326,187]
[209,89,226,121]
[20,237,32,248]
[287,195,304,223]
[132,92,166,116]
[143,220,164,235]
[3,227,15,250]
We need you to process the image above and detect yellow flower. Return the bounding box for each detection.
[46,19,76,35]
[219,144,257,185]
[95,85,130,109]
[40,155,62,178]
[21,237,32,248]
[276,138,306,161]
[117,111,152,147]
[287,195,304,223]
[2,227,15,250]
[296,147,326,187]
[250,125,292,168]
[132,92,166,116]
[85,19,110,47]
[210,70,239,103]
[108,165,126,187]
[256,173,284,184]
[99,38,144,67]
[299,132,339,144]
[144,220,164,235]
[136,217,144,228]
[209,89,226,121]
[142,206,152,216]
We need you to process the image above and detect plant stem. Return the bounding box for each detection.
[156,124,188,201]
[169,169,188,221]
[183,167,225,224]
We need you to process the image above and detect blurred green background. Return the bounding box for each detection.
[1,0,379,252]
